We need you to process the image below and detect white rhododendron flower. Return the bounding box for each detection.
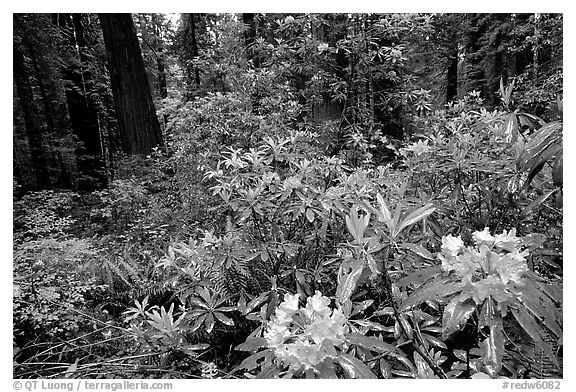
[264,291,348,373]
[472,227,495,247]
[439,227,530,304]
[441,234,464,256]
[494,228,521,252]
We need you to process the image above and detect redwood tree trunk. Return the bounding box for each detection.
[446,42,458,103]
[13,44,50,189]
[99,13,163,155]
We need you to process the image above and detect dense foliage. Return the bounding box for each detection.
[13,13,562,380]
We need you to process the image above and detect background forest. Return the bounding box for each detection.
[13,13,563,379]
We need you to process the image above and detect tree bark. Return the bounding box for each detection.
[13,44,50,189]
[446,42,458,103]
[99,13,163,155]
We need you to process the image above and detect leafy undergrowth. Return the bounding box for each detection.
[13,88,562,379]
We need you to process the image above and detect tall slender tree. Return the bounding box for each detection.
[99,13,163,155]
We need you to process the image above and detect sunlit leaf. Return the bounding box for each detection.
[337,353,377,379]
[214,312,234,326]
[236,337,268,352]
[336,261,364,304]
[395,204,435,236]
[442,295,476,339]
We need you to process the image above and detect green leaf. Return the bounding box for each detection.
[346,206,371,242]
[399,242,434,261]
[347,333,397,354]
[214,312,234,326]
[396,266,442,288]
[421,333,448,350]
[255,365,281,378]
[517,121,562,186]
[350,319,389,332]
[522,188,558,215]
[379,358,392,378]
[350,299,374,317]
[520,278,562,338]
[238,349,273,371]
[552,151,563,187]
[395,204,435,236]
[510,305,559,368]
[337,353,377,379]
[336,261,364,304]
[478,299,504,374]
[401,279,461,310]
[236,337,268,352]
[205,312,215,334]
[375,193,394,232]
[442,295,476,339]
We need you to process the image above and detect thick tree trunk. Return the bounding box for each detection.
[99,13,163,155]
[13,44,50,189]
[446,43,458,103]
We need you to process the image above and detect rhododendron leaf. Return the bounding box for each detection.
[238,349,273,371]
[236,337,268,352]
[345,206,371,243]
[245,292,267,314]
[255,365,281,378]
[347,333,396,354]
[479,299,504,374]
[350,299,374,317]
[214,312,234,326]
[400,279,461,310]
[379,358,392,378]
[398,314,413,338]
[522,188,558,216]
[552,151,563,187]
[442,296,476,339]
[196,286,211,303]
[520,279,562,338]
[190,314,206,333]
[350,319,388,332]
[395,203,435,236]
[396,266,442,287]
[205,312,215,334]
[399,242,434,261]
[510,304,559,368]
[421,333,448,350]
[337,353,377,379]
[336,261,364,304]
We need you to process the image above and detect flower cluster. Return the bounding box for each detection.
[264,291,348,373]
[439,228,529,304]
